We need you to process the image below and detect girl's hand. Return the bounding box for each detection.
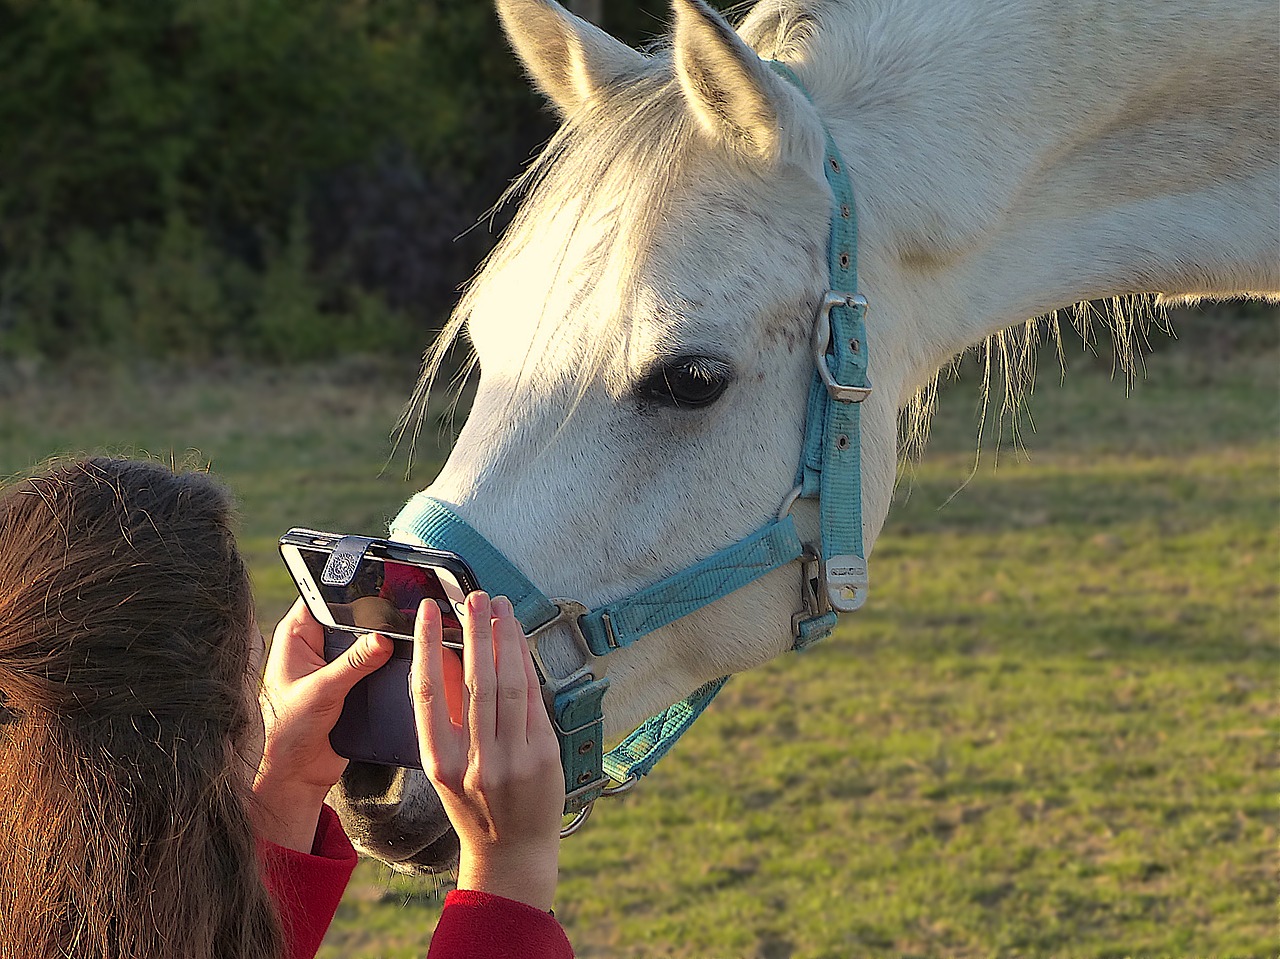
[411,592,566,911]
[253,598,393,852]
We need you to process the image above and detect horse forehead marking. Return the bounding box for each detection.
[760,293,821,354]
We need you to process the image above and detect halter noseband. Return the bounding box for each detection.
[391,62,871,835]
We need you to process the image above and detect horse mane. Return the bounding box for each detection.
[396,63,704,467]
[897,296,1165,501]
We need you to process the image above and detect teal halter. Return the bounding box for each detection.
[391,62,871,834]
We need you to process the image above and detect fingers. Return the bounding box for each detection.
[263,599,324,689]
[462,591,497,746]
[274,597,325,656]
[412,598,464,780]
[415,590,556,811]
[521,631,555,745]
[491,596,529,748]
[455,592,539,743]
[313,631,393,701]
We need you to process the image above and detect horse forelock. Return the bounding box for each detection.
[401,3,871,456]
[402,48,826,457]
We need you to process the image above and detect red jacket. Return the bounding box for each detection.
[258,805,574,959]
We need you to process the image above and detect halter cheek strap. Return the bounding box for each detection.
[772,60,872,612]
[394,494,800,814]
[391,58,869,830]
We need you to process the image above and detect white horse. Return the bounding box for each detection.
[333,0,1279,870]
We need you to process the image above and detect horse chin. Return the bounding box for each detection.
[367,830,461,877]
[328,762,460,875]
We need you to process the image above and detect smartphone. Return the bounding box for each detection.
[278,528,481,768]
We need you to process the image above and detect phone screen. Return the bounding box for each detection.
[295,546,464,640]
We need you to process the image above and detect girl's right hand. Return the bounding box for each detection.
[409,592,566,911]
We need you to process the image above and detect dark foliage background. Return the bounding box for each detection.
[0,1,1261,366]
[0,0,687,361]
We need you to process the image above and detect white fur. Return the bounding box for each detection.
[345,0,1280,871]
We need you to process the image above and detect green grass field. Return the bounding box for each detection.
[1,309,1275,958]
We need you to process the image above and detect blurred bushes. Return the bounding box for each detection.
[0,0,682,362]
[0,2,1264,367]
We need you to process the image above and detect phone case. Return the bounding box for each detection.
[280,528,481,770]
[279,529,480,635]
[323,628,422,769]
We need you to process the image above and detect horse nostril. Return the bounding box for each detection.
[341,762,398,802]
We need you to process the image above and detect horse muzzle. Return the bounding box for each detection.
[331,762,460,873]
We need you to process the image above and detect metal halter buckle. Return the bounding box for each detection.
[791,545,831,637]
[526,602,644,839]
[776,487,833,638]
[812,291,872,403]
[525,599,602,710]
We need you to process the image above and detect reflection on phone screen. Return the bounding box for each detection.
[299,550,463,641]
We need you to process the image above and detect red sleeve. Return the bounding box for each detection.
[427,889,574,959]
[259,805,358,959]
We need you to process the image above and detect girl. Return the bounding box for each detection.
[0,457,569,959]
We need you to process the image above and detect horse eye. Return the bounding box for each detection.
[635,355,734,409]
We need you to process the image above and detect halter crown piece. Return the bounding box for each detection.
[392,61,871,836]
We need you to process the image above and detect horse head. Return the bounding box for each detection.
[331,0,903,871]
[331,0,1279,870]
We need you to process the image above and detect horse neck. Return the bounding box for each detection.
[770,0,1279,396]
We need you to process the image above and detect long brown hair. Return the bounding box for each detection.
[0,457,284,959]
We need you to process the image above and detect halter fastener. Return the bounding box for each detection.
[813,291,871,402]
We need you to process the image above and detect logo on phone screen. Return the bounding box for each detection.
[321,550,361,588]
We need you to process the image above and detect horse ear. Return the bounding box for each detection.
[672,0,793,162]
[496,0,647,115]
